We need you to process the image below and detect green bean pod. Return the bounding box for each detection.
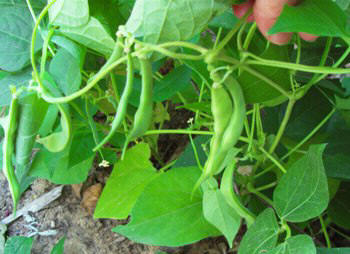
[122,57,153,158]
[221,163,255,226]
[1,89,20,212]
[93,52,134,152]
[101,35,124,72]
[193,75,246,192]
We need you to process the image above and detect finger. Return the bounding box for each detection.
[254,0,297,44]
[299,32,319,42]
[232,0,255,22]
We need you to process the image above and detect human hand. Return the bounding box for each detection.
[233,0,318,45]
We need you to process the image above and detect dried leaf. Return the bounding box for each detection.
[81,184,102,214]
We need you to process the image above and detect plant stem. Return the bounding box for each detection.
[247,183,274,206]
[215,10,252,53]
[259,147,287,174]
[268,98,295,154]
[255,182,277,192]
[244,52,350,74]
[319,216,332,248]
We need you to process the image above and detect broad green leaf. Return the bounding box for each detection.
[49,0,89,27]
[238,44,291,104]
[49,48,82,95]
[203,189,241,248]
[114,167,220,247]
[94,143,159,219]
[50,35,86,69]
[60,17,115,56]
[153,65,192,102]
[323,119,350,180]
[269,0,349,38]
[0,3,42,72]
[4,236,33,254]
[174,135,210,168]
[273,145,329,222]
[334,0,350,10]
[335,96,350,110]
[15,93,49,191]
[266,235,316,254]
[317,248,350,254]
[29,130,95,184]
[328,182,350,230]
[209,9,239,29]
[238,208,279,254]
[126,0,229,44]
[342,77,350,96]
[50,237,65,254]
[0,67,32,107]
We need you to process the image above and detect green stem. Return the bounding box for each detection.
[30,0,56,90]
[245,53,350,74]
[255,108,336,179]
[281,220,292,240]
[216,10,252,53]
[189,133,203,170]
[247,183,274,206]
[243,23,257,50]
[268,98,295,154]
[255,182,277,192]
[40,28,55,75]
[259,147,287,174]
[319,216,332,248]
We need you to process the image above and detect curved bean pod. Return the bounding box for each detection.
[93,52,134,152]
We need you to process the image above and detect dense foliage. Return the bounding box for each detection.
[1,0,350,253]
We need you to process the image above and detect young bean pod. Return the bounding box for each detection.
[221,163,255,226]
[193,73,246,191]
[1,88,20,212]
[93,52,134,152]
[122,57,153,158]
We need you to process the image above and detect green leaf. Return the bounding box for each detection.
[0,67,32,107]
[29,130,95,184]
[324,127,350,180]
[335,96,350,110]
[269,0,349,38]
[273,145,329,222]
[126,0,229,44]
[202,189,241,248]
[153,65,192,102]
[113,167,220,247]
[50,35,86,69]
[328,182,350,230]
[4,236,33,254]
[60,17,115,56]
[94,143,159,219]
[50,237,66,254]
[0,3,42,72]
[334,0,350,10]
[174,135,210,168]
[49,0,89,27]
[266,235,316,254]
[238,44,291,104]
[49,48,82,96]
[238,208,279,254]
[317,248,350,254]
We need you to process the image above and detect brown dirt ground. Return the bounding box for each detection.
[0,175,232,254]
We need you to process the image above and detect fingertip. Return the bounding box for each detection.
[232,0,255,22]
[299,32,318,42]
[267,33,293,45]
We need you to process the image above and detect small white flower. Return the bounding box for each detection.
[99,160,110,168]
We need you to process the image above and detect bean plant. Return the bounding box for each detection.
[1,0,350,253]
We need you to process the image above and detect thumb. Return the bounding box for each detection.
[254,0,297,45]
